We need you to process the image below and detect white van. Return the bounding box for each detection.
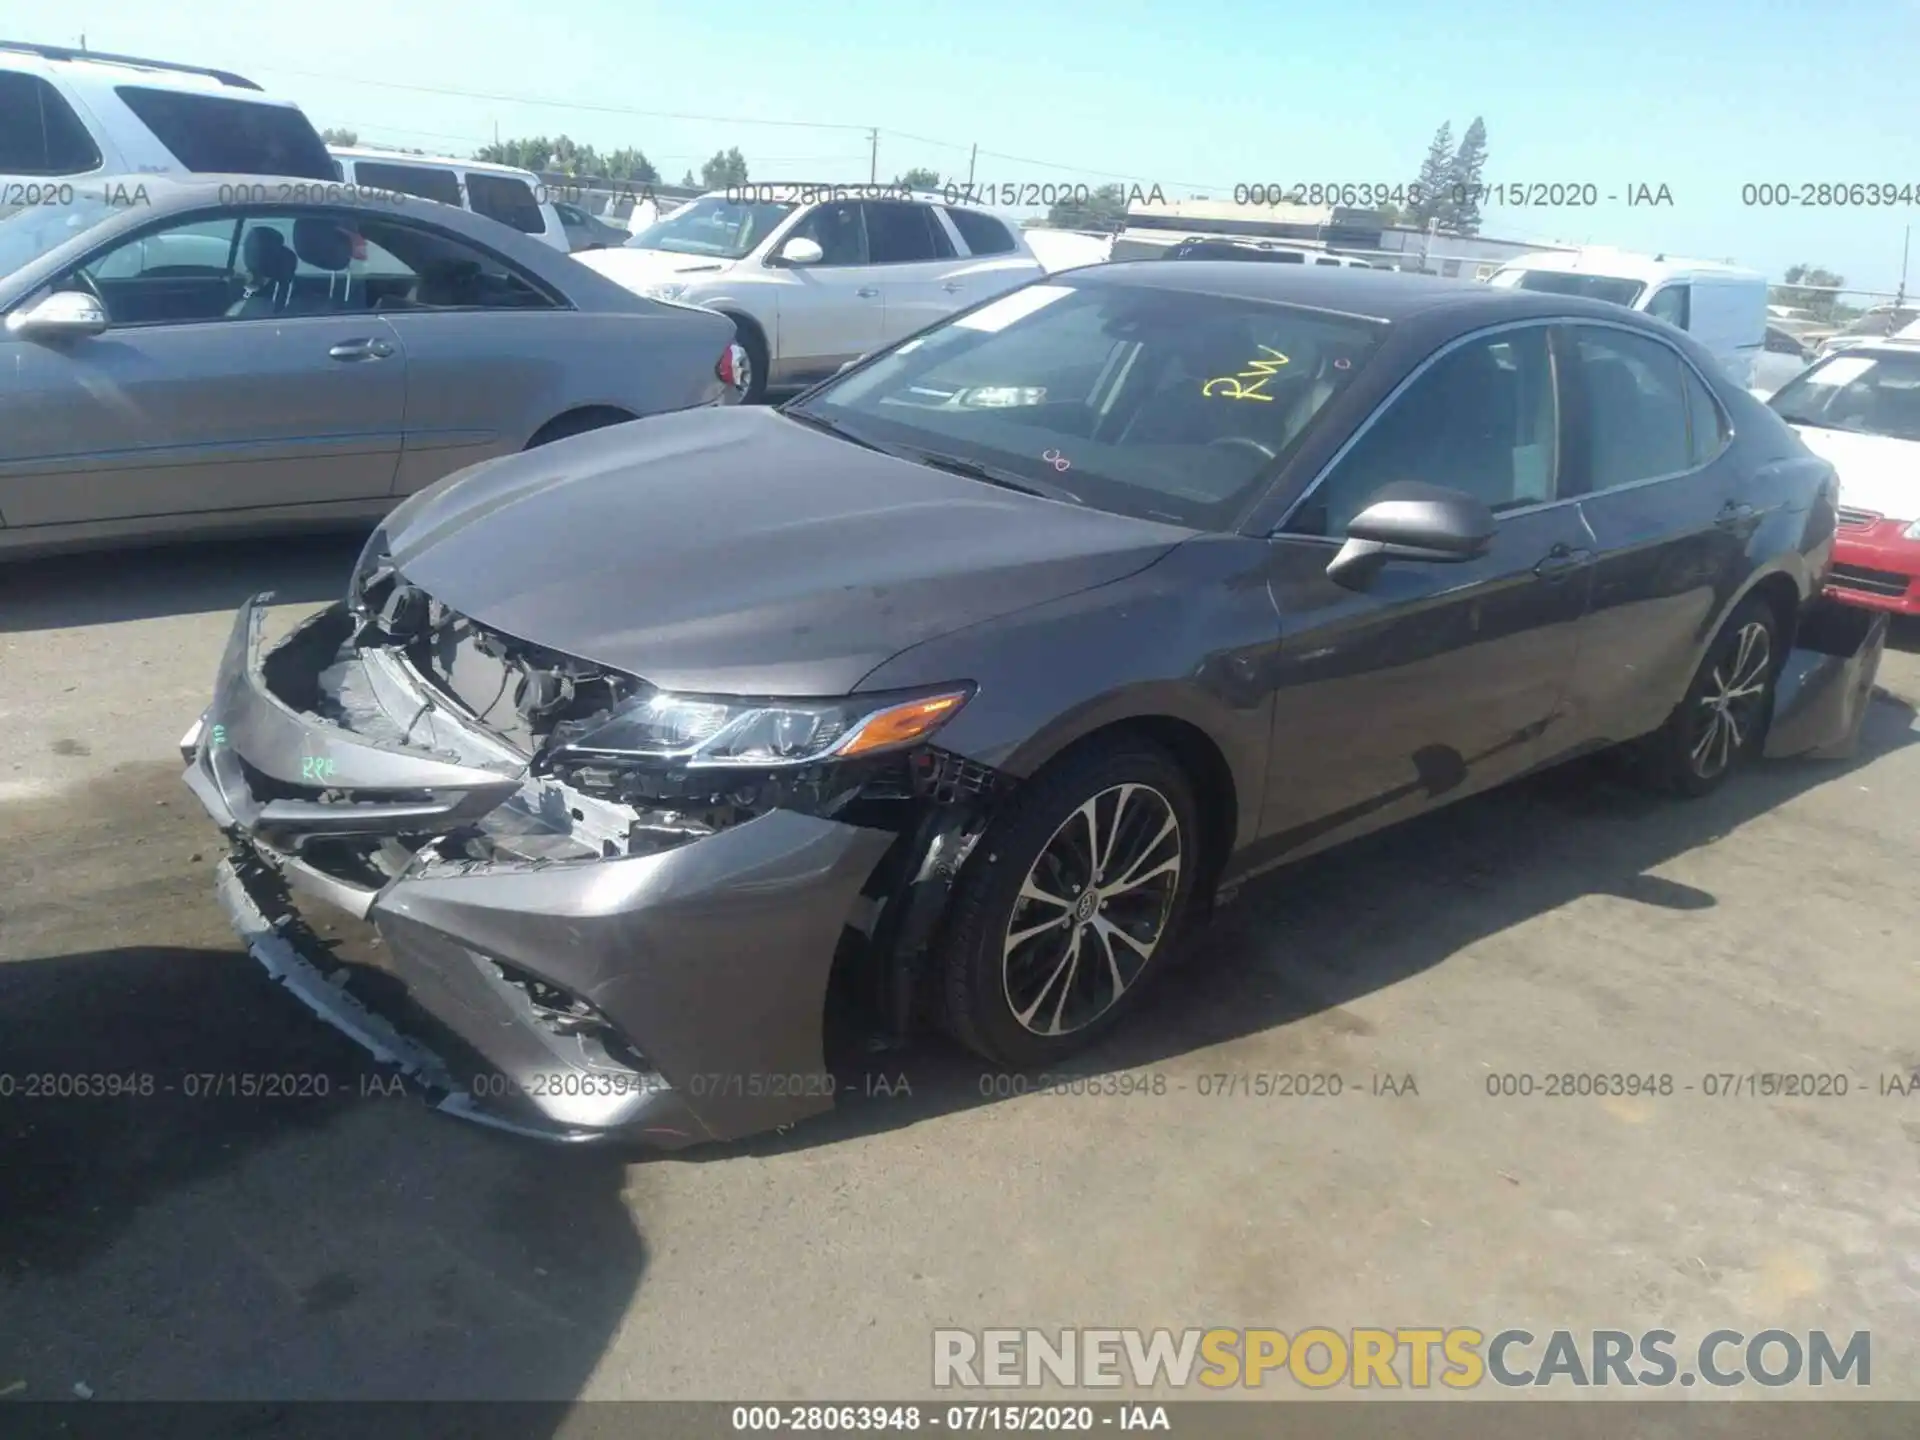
[2,40,334,203]
[1488,247,1767,388]
[327,147,568,252]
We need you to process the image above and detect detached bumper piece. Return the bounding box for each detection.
[182,595,894,1147]
[1764,596,1890,762]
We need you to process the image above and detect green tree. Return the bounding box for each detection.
[547,134,602,176]
[601,147,658,183]
[476,135,554,172]
[1404,122,1453,228]
[679,169,697,188]
[1779,263,1848,322]
[897,166,942,191]
[319,126,358,147]
[1439,117,1488,235]
[700,147,749,187]
[1046,182,1130,232]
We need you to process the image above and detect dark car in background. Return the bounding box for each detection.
[181,264,1843,1149]
[0,174,742,558]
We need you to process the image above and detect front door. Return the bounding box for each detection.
[0,208,405,530]
[772,201,886,386]
[1256,322,1594,861]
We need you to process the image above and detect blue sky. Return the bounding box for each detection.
[21,0,1920,291]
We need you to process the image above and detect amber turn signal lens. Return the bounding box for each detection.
[835,690,971,758]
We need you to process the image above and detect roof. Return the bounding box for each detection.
[1076,260,1500,318]
[330,147,543,182]
[0,39,269,94]
[1496,245,1762,283]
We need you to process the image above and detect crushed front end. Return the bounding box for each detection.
[181,561,1002,1147]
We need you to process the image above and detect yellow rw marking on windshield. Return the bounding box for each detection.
[1202,346,1290,401]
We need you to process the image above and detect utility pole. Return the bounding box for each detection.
[1898,225,1911,311]
[868,128,878,184]
[967,143,978,186]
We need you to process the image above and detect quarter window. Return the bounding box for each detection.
[1289,326,1558,537]
[112,87,334,177]
[1681,363,1728,467]
[1569,327,1693,491]
[945,207,1016,256]
[0,72,102,175]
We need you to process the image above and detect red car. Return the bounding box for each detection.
[1769,340,1920,615]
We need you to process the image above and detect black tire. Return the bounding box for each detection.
[524,407,632,450]
[1640,594,1782,797]
[726,314,770,405]
[937,736,1200,1069]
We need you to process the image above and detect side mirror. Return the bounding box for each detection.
[1325,481,1497,590]
[775,236,825,267]
[5,288,109,341]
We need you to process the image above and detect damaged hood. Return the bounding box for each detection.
[378,406,1191,695]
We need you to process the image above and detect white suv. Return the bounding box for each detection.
[576,186,1046,401]
[328,147,570,253]
[1,41,333,203]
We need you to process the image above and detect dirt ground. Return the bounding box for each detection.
[2,535,1917,1407]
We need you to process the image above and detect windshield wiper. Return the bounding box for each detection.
[781,408,889,454]
[904,449,1085,506]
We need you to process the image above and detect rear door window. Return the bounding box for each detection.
[352,161,463,207]
[112,87,334,177]
[862,201,949,263]
[465,173,547,235]
[1568,327,1694,490]
[0,71,103,175]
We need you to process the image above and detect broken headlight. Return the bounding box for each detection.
[551,685,974,769]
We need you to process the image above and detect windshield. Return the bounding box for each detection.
[0,198,124,279]
[786,279,1384,530]
[1497,269,1646,307]
[1769,349,1920,442]
[626,196,795,258]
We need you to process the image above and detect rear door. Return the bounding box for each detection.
[864,200,974,340]
[339,212,574,494]
[1259,321,1595,855]
[0,206,405,529]
[1558,322,1746,744]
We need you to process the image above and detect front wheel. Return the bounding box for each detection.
[1641,595,1781,797]
[936,737,1199,1069]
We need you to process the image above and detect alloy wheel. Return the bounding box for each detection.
[1001,783,1182,1037]
[728,342,752,401]
[1689,620,1772,780]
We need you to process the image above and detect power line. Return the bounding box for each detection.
[251,64,873,131]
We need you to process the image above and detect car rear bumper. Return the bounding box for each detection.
[182,595,893,1146]
[1825,526,1920,616]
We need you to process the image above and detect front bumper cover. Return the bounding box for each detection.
[183,595,894,1146]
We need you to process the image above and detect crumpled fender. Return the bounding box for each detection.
[1765,598,1889,762]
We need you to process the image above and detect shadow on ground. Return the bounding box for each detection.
[760,687,1920,1156]
[0,530,371,634]
[0,943,641,1405]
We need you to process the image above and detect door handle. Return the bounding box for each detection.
[855,287,880,299]
[941,281,965,292]
[328,338,394,361]
[1716,500,1756,527]
[1533,544,1594,579]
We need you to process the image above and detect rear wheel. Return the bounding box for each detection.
[725,314,770,405]
[1641,595,1781,797]
[937,737,1198,1069]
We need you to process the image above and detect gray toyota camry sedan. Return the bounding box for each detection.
[0,175,741,558]
[182,263,1859,1148]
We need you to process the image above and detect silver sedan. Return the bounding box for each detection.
[0,175,744,559]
